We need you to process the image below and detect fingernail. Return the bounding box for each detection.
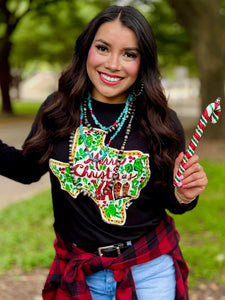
[179,175,184,180]
[184,163,189,169]
[182,184,188,189]
[178,152,184,157]
[177,182,182,187]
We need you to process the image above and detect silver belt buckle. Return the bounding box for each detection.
[98,243,124,256]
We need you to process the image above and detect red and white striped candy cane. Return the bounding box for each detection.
[174,98,221,186]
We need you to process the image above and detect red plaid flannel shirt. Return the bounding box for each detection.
[42,214,189,300]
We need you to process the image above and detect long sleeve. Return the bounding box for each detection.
[165,181,198,214]
[0,140,48,184]
[0,95,53,184]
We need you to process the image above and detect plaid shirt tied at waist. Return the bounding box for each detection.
[42,214,189,300]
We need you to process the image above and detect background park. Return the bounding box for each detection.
[0,0,225,299]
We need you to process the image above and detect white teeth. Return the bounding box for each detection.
[101,73,121,82]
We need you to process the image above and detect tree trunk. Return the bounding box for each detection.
[0,48,13,114]
[0,0,32,114]
[167,0,225,138]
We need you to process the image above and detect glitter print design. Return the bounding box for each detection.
[50,127,150,225]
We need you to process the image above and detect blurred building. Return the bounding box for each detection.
[17,70,59,102]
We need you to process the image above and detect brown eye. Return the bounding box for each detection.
[96,45,108,52]
[125,52,137,58]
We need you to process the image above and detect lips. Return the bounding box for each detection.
[99,72,123,84]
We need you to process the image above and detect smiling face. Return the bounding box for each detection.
[86,19,141,103]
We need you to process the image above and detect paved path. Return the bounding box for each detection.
[0,118,50,209]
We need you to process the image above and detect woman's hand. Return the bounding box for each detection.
[173,152,208,201]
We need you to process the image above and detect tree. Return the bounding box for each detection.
[141,0,197,74]
[0,0,109,114]
[11,0,109,68]
[167,0,225,138]
[0,0,33,113]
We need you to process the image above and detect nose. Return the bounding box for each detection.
[105,53,120,71]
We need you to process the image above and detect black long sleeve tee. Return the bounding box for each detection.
[0,95,197,248]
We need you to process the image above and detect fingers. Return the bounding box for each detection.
[182,161,202,181]
[173,152,200,180]
[183,159,204,180]
[173,153,208,200]
[181,167,207,189]
[182,154,200,168]
[175,170,208,200]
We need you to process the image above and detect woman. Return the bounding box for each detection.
[0,5,208,300]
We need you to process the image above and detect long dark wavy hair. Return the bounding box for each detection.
[23,5,180,185]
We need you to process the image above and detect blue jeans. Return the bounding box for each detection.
[85,254,176,300]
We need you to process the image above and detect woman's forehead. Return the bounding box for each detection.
[93,20,138,48]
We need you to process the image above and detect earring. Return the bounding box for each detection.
[132,79,144,97]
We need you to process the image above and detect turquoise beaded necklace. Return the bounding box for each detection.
[79,93,134,163]
[87,92,133,132]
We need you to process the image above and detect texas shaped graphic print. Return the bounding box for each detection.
[49,127,150,225]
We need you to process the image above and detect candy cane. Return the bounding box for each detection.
[174,98,221,186]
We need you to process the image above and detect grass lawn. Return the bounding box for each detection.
[0,160,225,289]
[172,160,225,288]
[0,100,41,117]
[0,189,54,273]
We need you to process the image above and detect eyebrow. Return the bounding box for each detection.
[95,39,140,52]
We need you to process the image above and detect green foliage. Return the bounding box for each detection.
[5,0,30,17]
[0,189,54,273]
[10,0,111,69]
[5,0,197,77]
[144,0,197,75]
[172,160,225,288]
[3,0,225,81]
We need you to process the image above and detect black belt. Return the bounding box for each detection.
[75,241,133,257]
